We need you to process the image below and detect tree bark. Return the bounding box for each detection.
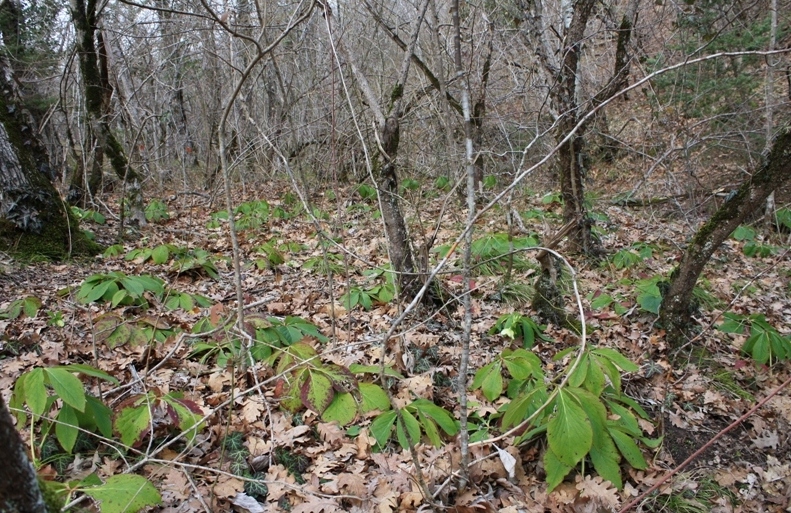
[68,0,146,227]
[0,394,46,513]
[0,51,95,258]
[659,126,791,343]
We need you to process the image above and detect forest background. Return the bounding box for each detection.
[1,0,791,511]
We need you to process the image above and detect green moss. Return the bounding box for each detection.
[0,212,100,261]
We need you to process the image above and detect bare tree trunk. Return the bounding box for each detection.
[659,126,791,344]
[68,0,146,227]
[519,0,637,254]
[0,50,95,258]
[330,1,429,294]
[0,394,46,513]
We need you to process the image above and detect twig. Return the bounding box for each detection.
[619,372,791,512]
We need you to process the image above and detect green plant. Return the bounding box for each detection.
[369,399,458,450]
[144,199,170,223]
[172,248,220,279]
[731,224,777,257]
[493,281,534,305]
[719,313,791,365]
[434,176,451,191]
[93,313,177,347]
[0,295,42,319]
[542,192,562,205]
[102,244,124,257]
[483,175,497,189]
[489,313,551,349]
[776,207,791,230]
[254,242,285,270]
[471,341,657,490]
[70,206,106,224]
[76,272,164,308]
[189,315,326,367]
[115,389,204,447]
[400,178,420,193]
[207,199,270,230]
[634,276,663,314]
[435,233,539,275]
[341,283,395,311]
[356,183,377,201]
[10,364,118,453]
[589,290,629,316]
[608,243,654,270]
[302,253,344,275]
[47,310,65,327]
[126,243,179,265]
[163,290,212,312]
[221,432,268,500]
[497,347,658,490]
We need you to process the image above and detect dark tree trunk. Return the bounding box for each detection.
[0,51,96,258]
[0,394,47,513]
[659,126,791,343]
[68,0,146,227]
[378,115,417,293]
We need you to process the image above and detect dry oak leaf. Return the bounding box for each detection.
[576,475,620,510]
[213,474,245,498]
[317,421,346,445]
[290,496,345,513]
[159,467,190,502]
[337,472,367,497]
[265,464,295,503]
[241,399,265,423]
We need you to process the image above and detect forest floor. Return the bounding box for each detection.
[1,180,790,513]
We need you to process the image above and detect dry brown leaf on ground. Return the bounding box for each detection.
[576,475,620,510]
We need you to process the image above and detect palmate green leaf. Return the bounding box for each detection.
[322,392,357,425]
[115,401,152,447]
[568,356,589,388]
[56,404,79,453]
[609,426,648,470]
[23,368,48,417]
[547,389,592,467]
[370,410,397,448]
[85,395,114,438]
[592,348,639,372]
[416,409,442,447]
[65,364,119,384]
[544,447,573,491]
[45,367,86,412]
[503,349,543,380]
[472,361,503,401]
[409,399,458,436]
[81,474,161,513]
[152,245,170,265]
[568,387,622,488]
[396,408,421,449]
[300,371,334,414]
[502,386,545,430]
[359,383,391,413]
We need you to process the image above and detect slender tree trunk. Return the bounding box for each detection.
[68,0,146,227]
[0,394,46,513]
[659,126,791,343]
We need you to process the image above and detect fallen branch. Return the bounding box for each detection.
[619,372,791,512]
